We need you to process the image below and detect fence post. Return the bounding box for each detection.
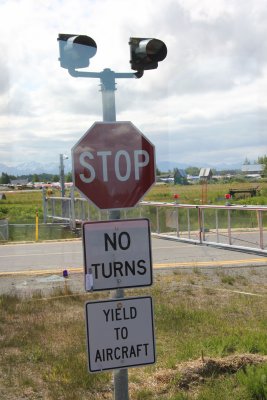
[215,209,219,243]
[42,188,47,223]
[227,209,232,245]
[156,207,160,234]
[35,210,39,241]
[70,187,76,230]
[176,208,180,237]
[51,198,55,222]
[187,209,191,239]
[197,207,202,243]
[257,210,264,250]
[202,209,206,242]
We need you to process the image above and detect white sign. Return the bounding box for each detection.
[83,218,152,291]
[85,296,155,372]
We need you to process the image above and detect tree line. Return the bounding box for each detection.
[157,155,267,177]
[0,172,73,185]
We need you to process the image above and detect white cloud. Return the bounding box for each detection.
[0,0,266,169]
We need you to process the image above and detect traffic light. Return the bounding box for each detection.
[129,37,167,75]
[57,34,97,69]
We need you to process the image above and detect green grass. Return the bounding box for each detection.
[0,191,43,221]
[0,190,80,240]
[153,287,267,364]
[0,272,266,399]
[145,181,267,205]
[237,363,267,399]
[1,182,267,223]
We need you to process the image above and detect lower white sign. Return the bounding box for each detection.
[83,218,152,291]
[85,296,155,372]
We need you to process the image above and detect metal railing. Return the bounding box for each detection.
[43,192,267,255]
[138,201,267,255]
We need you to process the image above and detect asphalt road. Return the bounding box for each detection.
[0,237,266,276]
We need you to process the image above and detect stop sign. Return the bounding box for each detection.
[72,121,155,209]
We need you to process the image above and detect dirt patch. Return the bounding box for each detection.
[141,354,267,393]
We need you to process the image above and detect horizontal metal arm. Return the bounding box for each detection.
[115,72,137,79]
[68,69,101,78]
[68,68,138,79]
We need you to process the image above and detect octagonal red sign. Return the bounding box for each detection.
[72,121,155,209]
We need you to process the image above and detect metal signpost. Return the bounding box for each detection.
[83,219,153,291]
[58,33,167,400]
[85,296,155,372]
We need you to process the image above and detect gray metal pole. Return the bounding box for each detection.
[59,153,66,219]
[59,154,65,198]
[70,186,76,230]
[100,68,129,400]
[42,187,47,223]
[68,66,135,400]
[101,69,116,122]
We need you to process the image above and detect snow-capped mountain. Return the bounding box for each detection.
[0,160,72,176]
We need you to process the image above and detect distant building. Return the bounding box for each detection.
[187,175,199,183]
[10,179,29,186]
[199,168,213,180]
[156,174,174,183]
[241,164,265,177]
[174,168,187,184]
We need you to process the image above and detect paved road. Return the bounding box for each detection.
[0,238,266,276]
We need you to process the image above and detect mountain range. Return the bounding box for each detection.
[0,160,242,176]
[157,161,242,172]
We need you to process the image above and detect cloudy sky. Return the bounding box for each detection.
[0,0,267,170]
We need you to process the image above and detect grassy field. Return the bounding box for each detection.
[1,181,267,223]
[0,271,266,400]
[145,181,267,205]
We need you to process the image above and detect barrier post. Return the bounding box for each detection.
[35,210,39,241]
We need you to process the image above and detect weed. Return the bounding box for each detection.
[203,287,216,295]
[193,267,202,275]
[173,270,182,277]
[136,389,154,399]
[235,275,249,286]
[187,278,196,285]
[237,363,267,400]
[197,375,247,400]
[31,290,43,299]
[170,393,190,400]
[220,274,236,285]
[0,292,20,313]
